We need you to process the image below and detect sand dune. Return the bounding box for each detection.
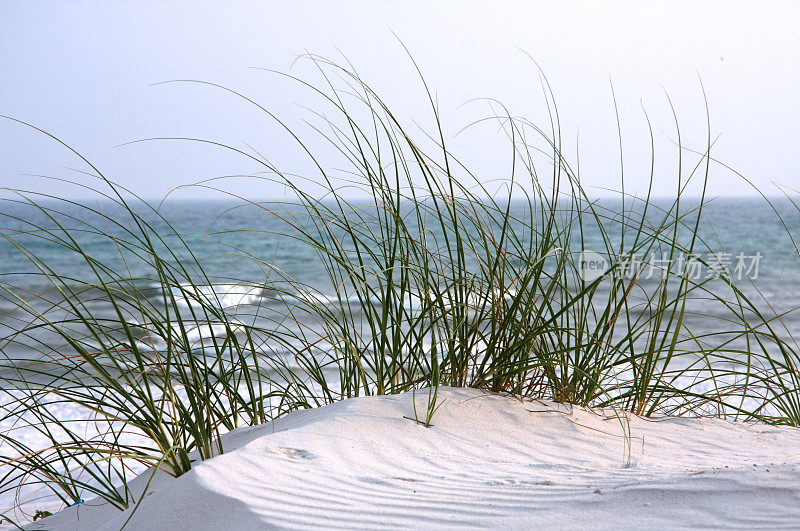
[26,387,800,529]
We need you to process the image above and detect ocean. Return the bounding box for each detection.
[1,197,798,363]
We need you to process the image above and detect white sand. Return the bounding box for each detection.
[22,387,800,529]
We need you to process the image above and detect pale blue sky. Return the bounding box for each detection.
[1,0,798,200]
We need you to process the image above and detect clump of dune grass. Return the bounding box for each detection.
[0,53,798,522]
[0,190,288,512]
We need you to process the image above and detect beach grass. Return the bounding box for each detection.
[0,55,798,521]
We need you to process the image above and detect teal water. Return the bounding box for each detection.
[0,197,798,363]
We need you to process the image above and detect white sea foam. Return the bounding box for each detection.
[168,283,268,310]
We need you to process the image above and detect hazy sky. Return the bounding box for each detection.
[1,0,798,200]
